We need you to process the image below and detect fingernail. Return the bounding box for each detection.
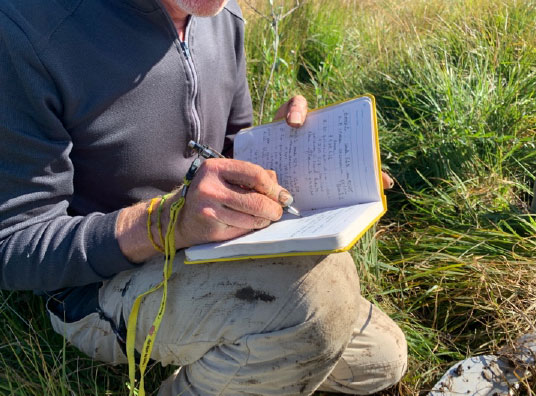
[288,111,302,126]
[278,189,294,206]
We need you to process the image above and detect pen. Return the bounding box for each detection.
[188,140,225,159]
[188,140,302,217]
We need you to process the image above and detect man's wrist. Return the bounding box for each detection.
[116,200,158,263]
[115,189,188,263]
[150,190,185,251]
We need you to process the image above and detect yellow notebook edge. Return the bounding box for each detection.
[184,94,387,265]
[365,93,388,212]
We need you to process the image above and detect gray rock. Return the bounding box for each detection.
[429,333,535,396]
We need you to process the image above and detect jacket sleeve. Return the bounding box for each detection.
[223,9,253,157]
[0,11,138,291]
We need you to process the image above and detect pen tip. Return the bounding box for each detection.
[285,205,302,217]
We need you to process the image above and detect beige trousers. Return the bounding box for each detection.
[49,251,407,395]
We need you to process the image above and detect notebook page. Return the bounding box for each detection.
[234,97,380,211]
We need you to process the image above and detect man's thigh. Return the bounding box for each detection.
[50,251,361,366]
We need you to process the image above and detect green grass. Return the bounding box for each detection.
[2,0,536,394]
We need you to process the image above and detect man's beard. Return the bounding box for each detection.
[173,0,229,17]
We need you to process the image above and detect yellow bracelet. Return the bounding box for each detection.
[146,197,164,253]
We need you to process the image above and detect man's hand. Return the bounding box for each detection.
[275,95,394,190]
[173,158,291,249]
[116,159,291,262]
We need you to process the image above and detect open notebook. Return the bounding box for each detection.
[184,95,386,263]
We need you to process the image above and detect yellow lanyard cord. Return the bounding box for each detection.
[127,188,186,396]
[126,158,200,396]
[157,194,171,248]
[147,197,164,253]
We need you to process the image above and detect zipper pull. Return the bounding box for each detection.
[180,41,190,58]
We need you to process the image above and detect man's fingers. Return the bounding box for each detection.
[285,95,308,127]
[382,171,394,189]
[195,206,255,241]
[273,95,308,127]
[266,169,278,183]
[214,160,291,206]
[203,204,273,230]
[222,184,283,221]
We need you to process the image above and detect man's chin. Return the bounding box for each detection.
[174,0,229,17]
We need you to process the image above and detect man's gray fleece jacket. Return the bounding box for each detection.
[0,0,253,290]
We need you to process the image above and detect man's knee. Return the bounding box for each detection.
[288,252,361,364]
[356,304,407,392]
[321,301,407,394]
[369,321,407,389]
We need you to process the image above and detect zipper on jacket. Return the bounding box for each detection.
[157,2,202,148]
[181,22,202,146]
[180,41,190,59]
